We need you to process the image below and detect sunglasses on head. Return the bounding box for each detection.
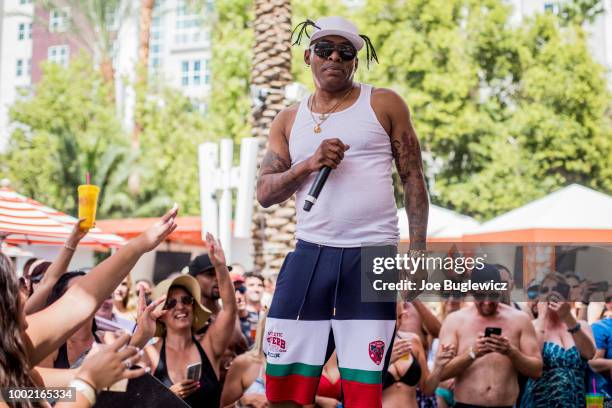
[163,295,194,310]
[311,42,357,61]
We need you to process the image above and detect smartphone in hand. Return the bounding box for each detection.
[484,327,502,337]
[186,362,202,381]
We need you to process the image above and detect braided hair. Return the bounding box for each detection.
[291,19,379,68]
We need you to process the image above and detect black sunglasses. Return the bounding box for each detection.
[311,42,357,61]
[163,295,194,310]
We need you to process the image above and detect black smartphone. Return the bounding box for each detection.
[592,281,609,293]
[186,362,202,381]
[484,327,502,337]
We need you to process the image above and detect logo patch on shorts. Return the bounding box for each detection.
[368,340,385,365]
[266,331,287,358]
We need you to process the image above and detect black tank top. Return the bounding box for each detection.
[153,336,221,408]
[54,331,101,369]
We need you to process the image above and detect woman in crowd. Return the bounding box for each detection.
[315,351,342,408]
[26,260,51,297]
[220,312,268,408]
[521,273,596,407]
[144,232,236,408]
[0,205,177,408]
[112,275,137,321]
[24,220,89,315]
[38,271,100,369]
[599,294,612,320]
[382,301,456,408]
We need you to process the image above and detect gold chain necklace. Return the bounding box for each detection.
[309,87,353,133]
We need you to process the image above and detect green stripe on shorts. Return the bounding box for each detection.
[266,362,322,378]
[339,367,382,385]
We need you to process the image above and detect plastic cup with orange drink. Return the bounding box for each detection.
[78,173,100,230]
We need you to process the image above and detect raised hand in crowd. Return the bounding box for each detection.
[206,232,226,267]
[433,343,456,370]
[25,205,178,366]
[130,286,167,349]
[75,332,148,390]
[25,219,89,315]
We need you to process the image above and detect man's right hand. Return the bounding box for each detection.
[473,334,493,358]
[308,138,350,171]
[170,379,199,399]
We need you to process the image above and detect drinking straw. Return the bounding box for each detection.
[86,172,90,185]
[593,378,597,394]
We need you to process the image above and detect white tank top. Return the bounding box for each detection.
[289,83,399,247]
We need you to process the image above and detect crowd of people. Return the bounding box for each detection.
[0,210,609,408]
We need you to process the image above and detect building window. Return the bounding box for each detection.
[544,3,555,13]
[48,45,70,67]
[204,59,210,84]
[19,23,32,40]
[49,8,69,32]
[193,61,201,85]
[175,0,203,45]
[181,61,189,86]
[180,60,209,87]
[20,0,32,4]
[16,59,23,77]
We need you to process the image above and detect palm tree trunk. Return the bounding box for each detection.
[250,0,294,273]
[129,0,155,195]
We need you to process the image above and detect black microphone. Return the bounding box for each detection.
[303,167,332,212]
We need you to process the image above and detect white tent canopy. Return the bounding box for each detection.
[470,184,612,235]
[398,204,479,239]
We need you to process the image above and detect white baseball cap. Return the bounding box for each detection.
[308,16,364,51]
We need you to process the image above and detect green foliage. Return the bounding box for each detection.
[345,0,611,219]
[556,0,605,25]
[136,88,210,216]
[0,56,129,217]
[2,0,610,223]
[206,0,253,143]
[0,56,213,218]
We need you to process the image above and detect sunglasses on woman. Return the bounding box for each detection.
[163,295,194,310]
[310,42,357,61]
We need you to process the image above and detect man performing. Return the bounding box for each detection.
[438,265,543,408]
[256,16,430,408]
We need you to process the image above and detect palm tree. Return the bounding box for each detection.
[250,0,294,273]
[127,0,155,195]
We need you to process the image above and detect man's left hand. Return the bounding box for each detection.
[486,334,514,356]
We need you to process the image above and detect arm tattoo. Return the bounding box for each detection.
[391,126,429,249]
[260,149,291,175]
[257,149,309,207]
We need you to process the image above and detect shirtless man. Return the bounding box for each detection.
[438,264,542,408]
